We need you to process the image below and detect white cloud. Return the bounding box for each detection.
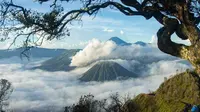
[150,35,157,44]
[103,28,115,33]
[120,30,124,35]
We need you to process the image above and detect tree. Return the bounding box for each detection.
[64,93,134,112]
[0,0,200,73]
[0,79,13,112]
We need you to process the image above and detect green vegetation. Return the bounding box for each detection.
[128,71,200,112]
[65,93,132,112]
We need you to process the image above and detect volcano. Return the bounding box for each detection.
[80,61,138,82]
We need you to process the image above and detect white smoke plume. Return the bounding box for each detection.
[70,39,117,67]
[70,38,178,68]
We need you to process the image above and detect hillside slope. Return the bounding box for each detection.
[33,49,80,71]
[80,61,138,82]
[127,71,200,112]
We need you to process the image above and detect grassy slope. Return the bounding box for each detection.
[128,71,200,112]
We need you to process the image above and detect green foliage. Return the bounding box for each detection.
[64,93,133,112]
[129,71,200,112]
[65,94,102,112]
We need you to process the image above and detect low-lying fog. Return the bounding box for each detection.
[0,39,193,112]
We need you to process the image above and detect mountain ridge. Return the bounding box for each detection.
[109,37,148,46]
[32,49,80,71]
[109,37,132,46]
[0,47,66,59]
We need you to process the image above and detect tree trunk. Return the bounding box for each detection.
[157,17,200,74]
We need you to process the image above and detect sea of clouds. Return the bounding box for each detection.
[0,38,193,112]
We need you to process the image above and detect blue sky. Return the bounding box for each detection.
[0,0,189,49]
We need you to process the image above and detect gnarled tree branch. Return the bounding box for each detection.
[157,17,190,59]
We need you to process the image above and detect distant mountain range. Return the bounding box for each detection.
[109,37,147,46]
[0,37,146,60]
[134,41,147,46]
[33,37,149,72]
[80,61,138,82]
[32,49,80,71]
[0,47,66,59]
[109,37,132,46]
